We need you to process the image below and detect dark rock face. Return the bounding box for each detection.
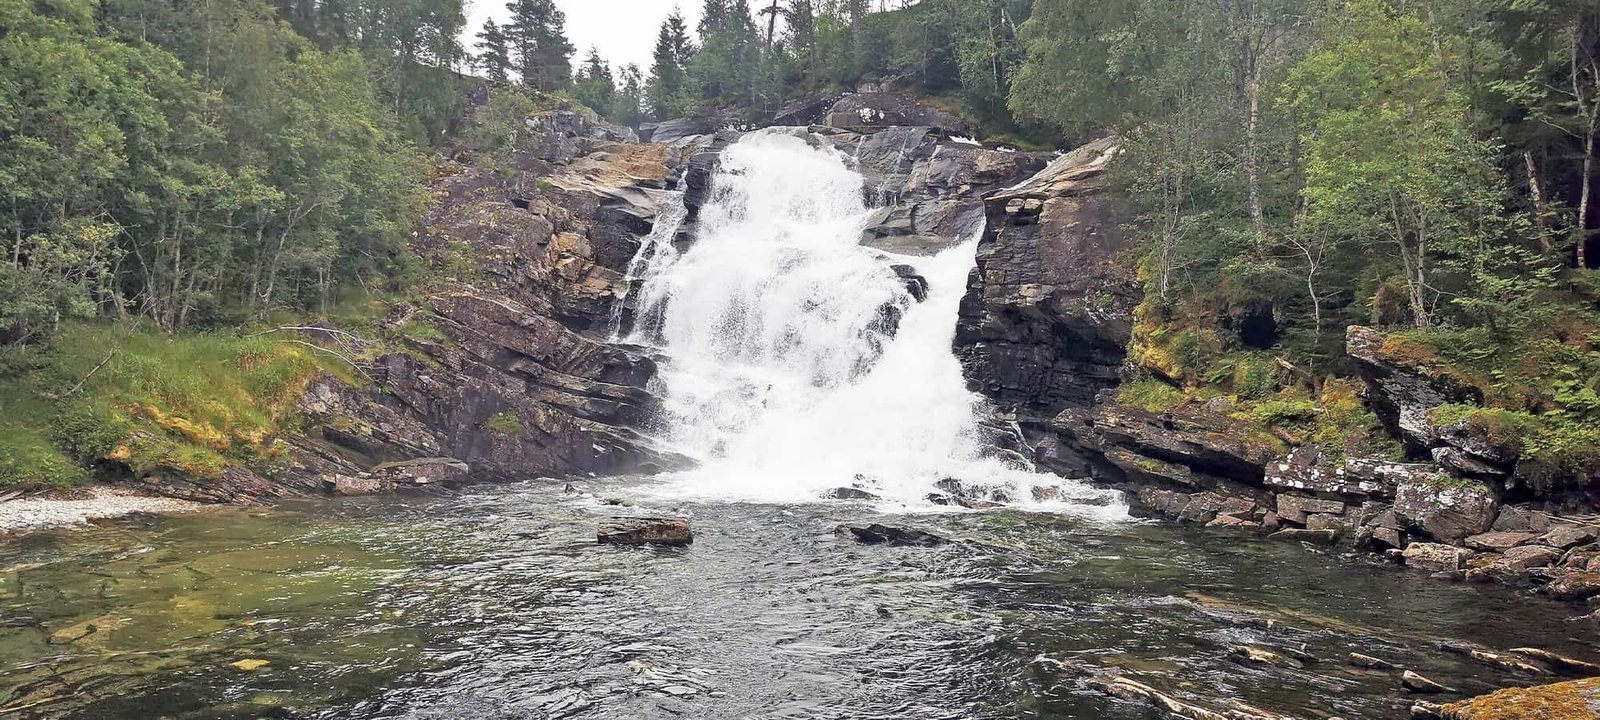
[598,517,694,546]
[823,93,972,136]
[1347,326,1483,454]
[954,137,1137,416]
[263,109,701,501]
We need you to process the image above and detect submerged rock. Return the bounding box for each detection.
[597,517,693,546]
[1350,652,1397,670]
[835,524,947,547]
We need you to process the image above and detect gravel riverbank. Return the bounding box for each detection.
[0,487,207,535]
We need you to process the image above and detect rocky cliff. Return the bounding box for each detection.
[954,135,1600,607]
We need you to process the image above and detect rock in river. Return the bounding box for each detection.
[836,524,948,547]
[597,517,693,546]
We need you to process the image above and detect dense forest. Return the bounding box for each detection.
[5,0,1600,486]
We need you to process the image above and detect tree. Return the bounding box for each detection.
[505,0,574,91]
[1283,0,1509,328]
[475,19,512,84]
[615,63,648,126]
[573,48,616,117]
[648,9,696,119]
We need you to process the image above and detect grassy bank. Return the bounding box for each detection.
[0,324,351,490]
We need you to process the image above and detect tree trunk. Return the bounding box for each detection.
[1525,150,1552,256]
[1245,66,1266,244]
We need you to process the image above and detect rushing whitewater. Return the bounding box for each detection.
[626,130,1119,511]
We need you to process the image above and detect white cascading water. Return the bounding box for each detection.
[625,130,1121,512]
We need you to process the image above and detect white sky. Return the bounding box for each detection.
[466,0,704,73]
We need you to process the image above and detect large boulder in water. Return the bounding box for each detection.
[598,517,694,546]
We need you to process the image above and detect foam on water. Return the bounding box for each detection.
[624,130,1121,514]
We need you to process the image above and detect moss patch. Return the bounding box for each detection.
[1443,676,1600,719]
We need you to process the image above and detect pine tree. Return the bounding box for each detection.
[615,63,648,126]
[504,0,574,91]
[573,47,615,117]
[474,19,512,84]
[648,10,696,119]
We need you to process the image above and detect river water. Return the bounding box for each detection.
[0,484,1591,719]
[1,131,1593,718]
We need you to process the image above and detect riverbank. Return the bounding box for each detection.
[0,486,207,535]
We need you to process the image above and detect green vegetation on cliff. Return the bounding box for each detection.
[1008,0,1600,474]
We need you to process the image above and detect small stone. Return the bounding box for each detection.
[231,659,270,672]
[1370,527,1405,550]
[1540,525,1599,549]
[1401,670,1454,694]
[1410,701,1445,719]
[1350,652,1397,670]
[1207,515,1258,529]
[1403,543,1470,572]
[1463,531,1539,551]
[323,475,384,497]
[597,517,693,546]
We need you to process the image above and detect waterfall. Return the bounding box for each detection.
[626,130,1120,511]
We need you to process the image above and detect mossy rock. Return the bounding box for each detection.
[1442,676,1600,719]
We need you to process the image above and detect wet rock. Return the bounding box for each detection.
[1350,652,1397,670]
[1401,670,1456,694]
[597,517,693,546]
[1393,476,1497,544]
[1440,676,1600,719]
[638,117,721,144]
[890,264,930,302]
[1229,645,1305,669]
[822,487,881,501]
[1090,675,1289,720]
[1440,642,1548,675]
[1463,531,1539,551]
[835,524,947,547]
[1403,543,1471,572]
[1509,647,1600,677]
[1268,528,1341,545]
[1411,701,1446,719]
[1547,571,1600,601]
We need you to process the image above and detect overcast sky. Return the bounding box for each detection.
[466,0,704,74]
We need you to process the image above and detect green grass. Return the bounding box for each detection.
[0,323,338,490]
[485,410,524,436]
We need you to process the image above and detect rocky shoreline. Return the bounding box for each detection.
[0,487,206,535]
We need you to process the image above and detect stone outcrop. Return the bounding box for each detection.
[254,106,699,500]
[1435,676,1600,719]
[822,92,972,136]
[954,136,1136,415]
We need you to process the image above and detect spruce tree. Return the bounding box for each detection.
[474,19,512,84]
[573,48,615,117]
[504,0,573,91]
[648,10,695,119]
